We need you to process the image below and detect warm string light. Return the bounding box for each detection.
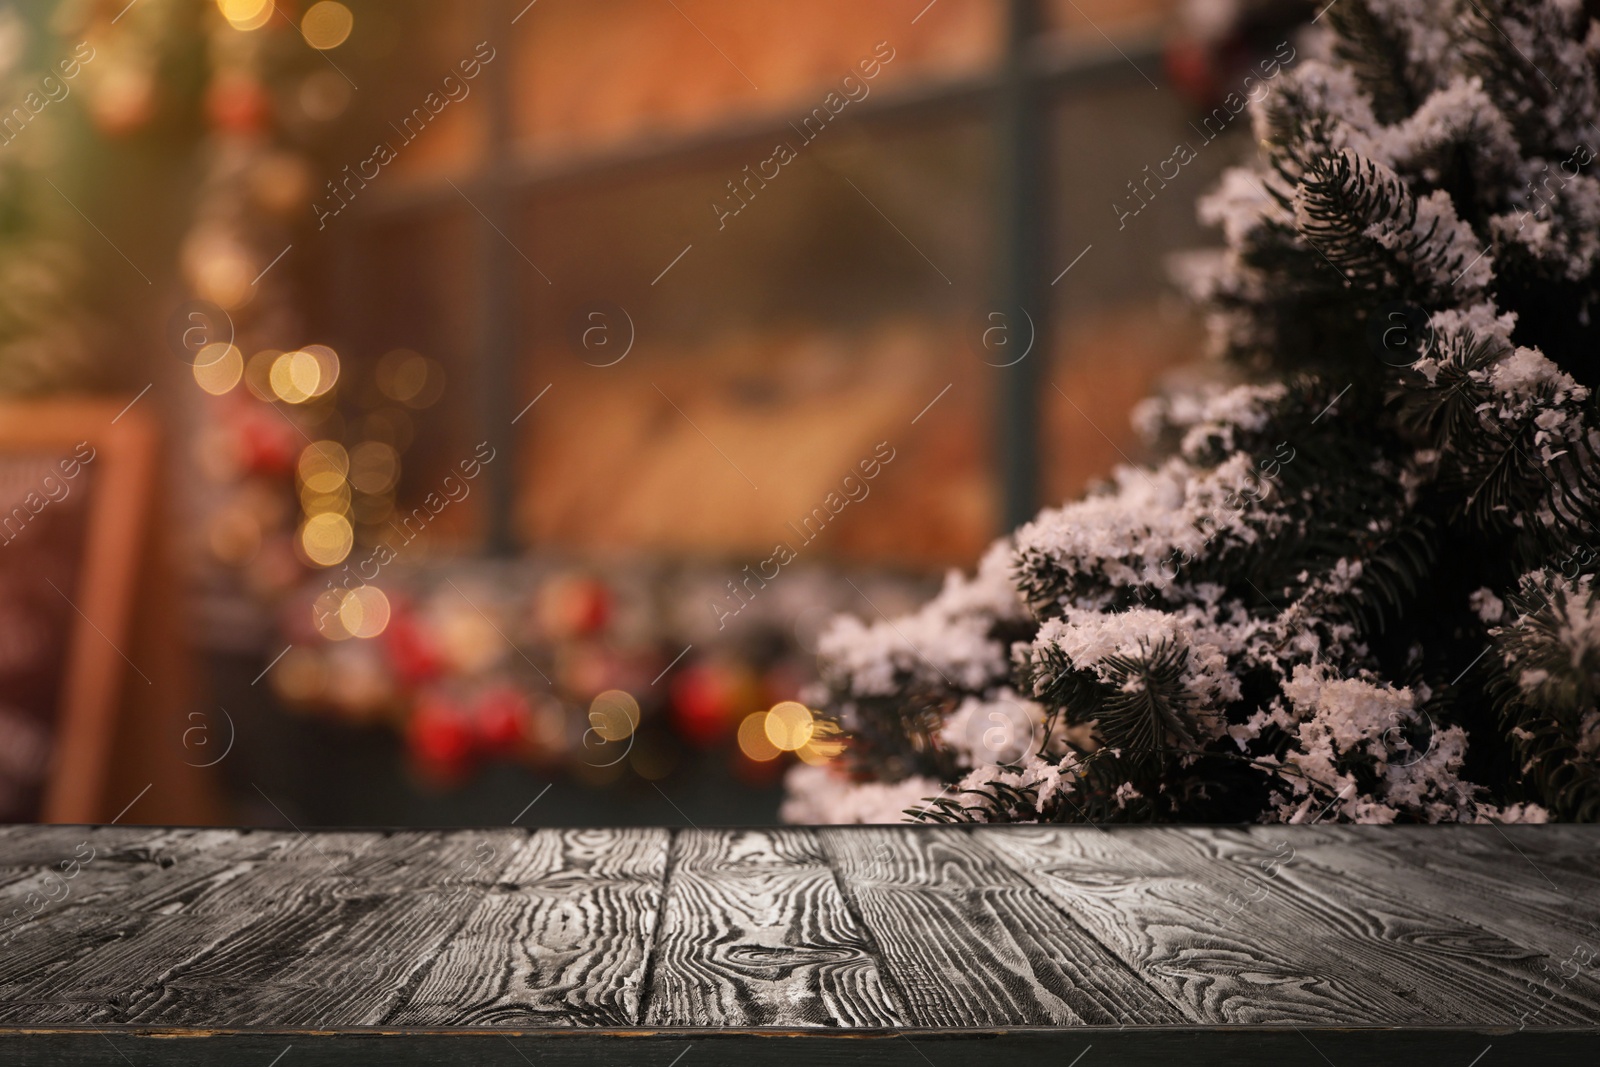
[736,702,837,764]
[217,0,273,33]
[192,342,243,395]
[300,2,354,50]
[588,690,640,742]
[312,585,391,641]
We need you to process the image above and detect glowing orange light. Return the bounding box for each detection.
[738,712,781,762]
[764,701,815,752]
[301,1,354,49]
[338,586,391,639]
[588,690,640,742]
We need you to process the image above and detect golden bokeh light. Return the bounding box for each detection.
[764,701,815,752]
[338,585,391,640]
[300,482,351,516]
[588,689,640,742]
[376,349,443,408]
[297,441,350,495]
[192,343,243,395]
[270,349,323,404]
[300,344,341,397]
[219,0,273,33]
[299,512,353,566]
[737,712,781,762]
[348,441,399,494]
[301,1,354,50]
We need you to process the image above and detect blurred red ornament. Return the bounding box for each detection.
[236,410,297,476]
[384,609,445,687]
[408,693,475,779]
[473,685,530,753]
[539,574,611,638]
[1163,41,1218,106]
[207,74,272,135]
[668,659,753,747]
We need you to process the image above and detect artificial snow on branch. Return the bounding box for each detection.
[788,0,1600,826]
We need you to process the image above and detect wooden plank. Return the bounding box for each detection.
[822,827,1179,1027]
[0,829,313,1025]
[982,826,1454,1025]
[0,830,521,1027]
[1237,825,1600,1028]
[644,828,905,1028]
[2,824,1599,1040]
[1308,825,1600,931]
[0,828,284,1015]
[386,827,668,1026]
[119,830,525,1027]
[1133,827,1600,1027]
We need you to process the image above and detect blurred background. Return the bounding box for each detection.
[0,0,1308,828]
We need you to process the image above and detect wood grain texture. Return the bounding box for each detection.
[982,825,1509,1026]
[821,827,1180,1026]
[0,828,521,1027]
[644,828,904,1028]
[0,823,1596,1045]
[1133,827,1600,1027]
[1258,825,1600,1024]
[387,828,667,1026]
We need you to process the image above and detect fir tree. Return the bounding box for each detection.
[785,0,1600,826]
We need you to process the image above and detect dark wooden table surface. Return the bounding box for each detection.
[1,824,1597,1065]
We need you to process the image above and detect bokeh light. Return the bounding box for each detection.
[763,701,815,751]
[348,441,399,494]
[300,481,351,517]
[588,689,640,742]
[338,586,391,639]
[299,512,354,566]
[218,0,273,32]
[297,441,349,494]
[192,343,243,395]
[737,711,781,762]
[301,2,354,50]
[270,349,323,404]
[376,349,443,408]
[300,344,341,397]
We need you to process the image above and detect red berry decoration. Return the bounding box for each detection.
[538,574,612,638]
[408,694,475,780]
[668,659,753,748]
[237,409,298,477]
[473,685,530,753]
[384,609,445,687]
[567,577,611,635]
